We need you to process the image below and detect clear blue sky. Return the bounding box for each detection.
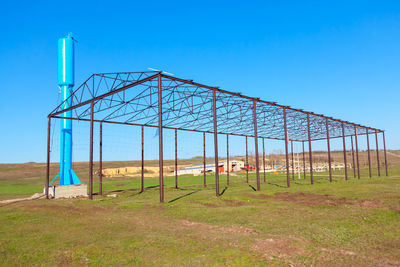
[0,0,399,163]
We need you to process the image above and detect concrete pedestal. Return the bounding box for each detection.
[43,184,88,199]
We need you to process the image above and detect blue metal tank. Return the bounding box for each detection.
[57,33,81,185]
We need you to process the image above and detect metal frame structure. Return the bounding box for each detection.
[45,71,388,202]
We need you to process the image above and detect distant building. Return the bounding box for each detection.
[176,160,245,175]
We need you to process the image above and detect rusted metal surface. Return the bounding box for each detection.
[89,101,94,199]
[47,71,386,202]
[342,122,348,180]
[284,108,290,188]
[226,134,229,185]
[175,129,178,189]
[203,132,206,187]
[355,126,360,179]
[253,99,260,191]
[351,136,356,178]
[158,74,164,202]
[307,113,313,185]
[141,125,144,192]
[366,129,372,177]
[245,136,249,183]
[302,141,306,179]
[50,72,381,143]
[99,122,103,195]
[212,89,220,196]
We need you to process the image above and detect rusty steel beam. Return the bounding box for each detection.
[212,89,220,196]
[226,134,229,185]
[175,129,178,189]
[307,113,314,185]
[51,114,377,144]
[141,125,144,192]
[302,141,306,179]
[159,74,382,134]
[326,118,332,182]
[342,122,348,180]
[253,99,260,191]
[158,74,164,203]
[284,108,290,187]
[45,117,51,199]
[366,129,372,177]
[89,101,94,200]
[51,72,384,149]
[351,136,356,178]
[355,126,360,179]
[263,138,266,182]
[375,130,380,177]
[203,132,206,187]
[383,131,388,176]
[99,122,103,195]
[51,74,159,117]
[306,131,377,142]
[246,136,249,183]
[51,116,283,143]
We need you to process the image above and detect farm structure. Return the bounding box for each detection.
[46,71,388,202]
[176,160,245,176]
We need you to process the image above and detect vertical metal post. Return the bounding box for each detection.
[175,129,178,189]
[307,113,313,184]
[291,140,294,180]
[366,129,372,177]
[351,136,356,178]
[99,122,103,195]
[375,130,380,177]
[226,134,229,185]
[245,136,249,183]
[354,126,360,179]
[326,118,332,182]
[89,101,94,200]
[342,122,348,180]
[45,117,51,199]
[141,126,144,192]
[302,141,306,179]
[262,138,266,182]
[158,74,164,202]
[283,108,290,188]
[253,99,260,191]
[203,132,206,187]
[212,89,220,196]
[383,131,388,176]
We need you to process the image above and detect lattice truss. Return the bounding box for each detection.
[49,71,381,141]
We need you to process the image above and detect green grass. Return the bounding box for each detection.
[0,157,400,266]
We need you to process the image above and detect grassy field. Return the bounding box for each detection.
[0,152,400,266]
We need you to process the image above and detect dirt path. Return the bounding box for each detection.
[387,151,400,158]
[0,193,44,206]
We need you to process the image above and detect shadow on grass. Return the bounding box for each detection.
[248,184,257,191]
[220,186,228,196]
[146,185,160,189]
[168,190,201,203]
[292,181,311,186]
[265,182,286,188]
[107,187,149,195]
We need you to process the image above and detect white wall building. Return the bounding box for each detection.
[176,160,245,175]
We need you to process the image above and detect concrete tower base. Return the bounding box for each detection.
[44,184,88,199]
